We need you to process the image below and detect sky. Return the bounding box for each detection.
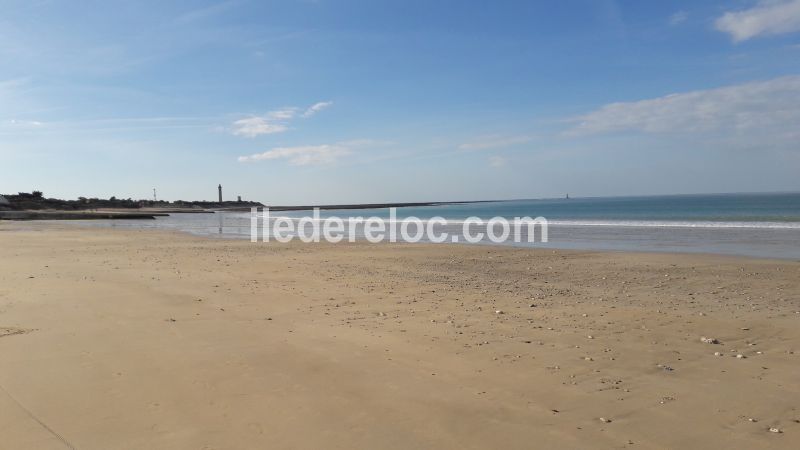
[2,0,800,204]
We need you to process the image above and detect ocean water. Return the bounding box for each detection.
[79,193,800,259]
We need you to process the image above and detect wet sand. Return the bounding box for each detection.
[1,223,799,449]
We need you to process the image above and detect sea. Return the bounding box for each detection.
[80,192,800,259]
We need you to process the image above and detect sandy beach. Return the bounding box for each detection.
[1,223,799,449]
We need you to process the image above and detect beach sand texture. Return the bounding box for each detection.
[1,224,799,449]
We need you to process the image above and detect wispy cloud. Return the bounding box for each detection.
[0,119,44,133]
[302,101,333,118]
[238,144,351,165]
[231,116,289,137]
[459,134,532,151]
[0,115,222,136]
[568,76,800,137]
[0,78,54,127]
[669,11,688,26]
[5,119,43,127]
[267,108,300,120]
[231,101,332,138]
[715,0,800,42]
[237,139,374,165]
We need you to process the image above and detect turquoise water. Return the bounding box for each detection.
[279,192,800,227]
[78,193,800,259]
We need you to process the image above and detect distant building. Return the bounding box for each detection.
[237,195,242,202]
[218,184,222,203]
[0,195,9,206]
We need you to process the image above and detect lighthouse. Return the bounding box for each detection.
[218,184,222,203]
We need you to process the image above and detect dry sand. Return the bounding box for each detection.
[1,223,799,449]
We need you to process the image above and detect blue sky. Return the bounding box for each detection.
[2,0,800,203]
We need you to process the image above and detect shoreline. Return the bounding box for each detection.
[33,215,800,261]
[4,218,794,263]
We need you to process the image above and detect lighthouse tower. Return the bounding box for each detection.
[218,184,222,203]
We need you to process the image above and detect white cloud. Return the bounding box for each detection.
[715,0,800,42]
[231,101,332,137]
[267,108,299,120]
[231,116,289,137]
[488,156,507,168]
[7,119,43,126]
[669,11,688,26]
[302,101,333,118]
[238,142,357,165]
[237,139,376,165]
[0,118,44,133]
[459,135,532,150]
[568,76,800,137]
